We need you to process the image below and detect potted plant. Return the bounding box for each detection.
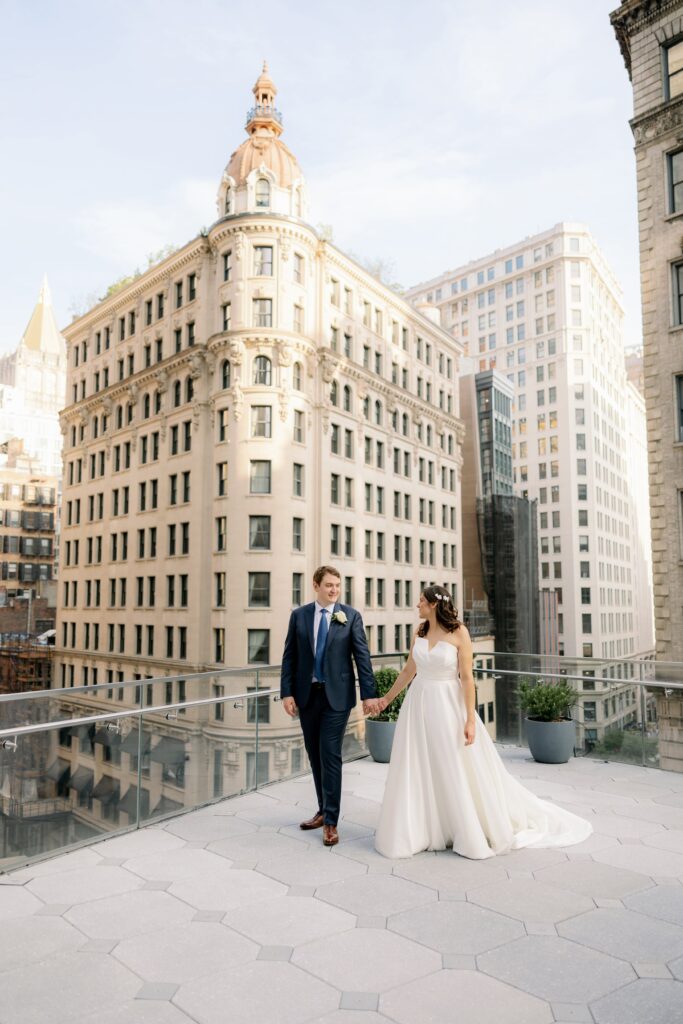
[517,677,578,764]
[365,667,406,763]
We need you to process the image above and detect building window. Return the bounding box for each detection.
[249,460,271,494]
[293,463,304,497]
[248,572,270,607]
[250,405,272,438]
[222,303,231,331]
[292,517,303,551]
[665,38,683,101]
[292,573,303,606]
[253,299,273,328]
[676,374,683,442]
[221,359,231,389]
[254,245,273,276]
[249,515,270,549]
[223,250,232,282]
[255,177,271,208]
[248,629,270,663]
[253,355,272,385]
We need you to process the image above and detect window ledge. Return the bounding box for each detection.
[669,324,683,334]
[664,211,683,223]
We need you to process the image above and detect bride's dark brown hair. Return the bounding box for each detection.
[417,585,461,637]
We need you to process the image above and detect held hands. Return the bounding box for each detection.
[363,697,388,717]
[464,717,476,746]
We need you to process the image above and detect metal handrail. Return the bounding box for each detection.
[0,687,281,741]
[479,666,683,690]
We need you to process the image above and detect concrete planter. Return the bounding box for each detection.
[366,719,397,763]
[525,717,576,764]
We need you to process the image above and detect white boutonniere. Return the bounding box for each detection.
[331,610,347,625]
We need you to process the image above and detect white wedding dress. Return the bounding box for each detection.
[374,637,593,859]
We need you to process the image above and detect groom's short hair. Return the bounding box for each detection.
[313,565,341,585]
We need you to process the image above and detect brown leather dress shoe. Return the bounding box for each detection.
[300,812,324,830]
[323,824,339,846]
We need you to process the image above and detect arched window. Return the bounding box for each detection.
[402,413,409,437]
[154,391,161,414]
[330,381,338,406]
[116,405,123,430]
[224,187,233,214]
[185,376,194,403]
[255,177,270,208]
[293,362,302,390]
[448,434,454,455]
[173,381,181,408]
[222,359,231,389]
[92,415,98,439]
[426,424,433,446]
[362,396,370,420]
[127,403,134,425]
[253,355,272,385]
[101,414,107,434]
[343,385,352,412]
[374,400,382,426]
[391,410,398,432]
[143,393,151,419]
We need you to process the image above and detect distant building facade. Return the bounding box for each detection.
[408,222,655,663]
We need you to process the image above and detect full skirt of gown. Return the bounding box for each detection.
[374,637,593,859]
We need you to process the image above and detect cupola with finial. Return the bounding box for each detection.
[216,63,307,220]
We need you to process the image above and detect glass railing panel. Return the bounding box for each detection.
[0,714,139,873]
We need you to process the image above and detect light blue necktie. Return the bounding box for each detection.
[315,608,329,683]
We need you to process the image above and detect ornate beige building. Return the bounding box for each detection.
[55,64,464,687]
[611,1,683,664]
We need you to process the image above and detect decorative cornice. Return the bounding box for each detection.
[611,0,683,78]
[631,92,683,145]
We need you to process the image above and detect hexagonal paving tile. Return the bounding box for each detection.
[6,846,103,882]
[468,877,593,924]
[624,885,683,927]
[169,866,286,911]
[0,949,141,1024]
[256,850,367,887]
[114,920,258,983]
[591,844,683,879]
[292,927,441,992]
[591,978,683,1024]
[614,803,683,829]
[589,813,665,839]
[316,872,436,917]
[26,865,140,906]
[478,935,635,1002]
[642,830,683,855]
[389,899,525,954]
[535,859,652,899]
[393,851,508,894]
[65,889,194,940]
[0,884,42,920]
[123,846,236,882]
[91,829,186,860]
[164,810,258,842]
[381,968,553,1024]
[235,802,316,828]
[0,915,83,971]
[174,960,338,1024]
[225,894,355,947]
[557,908,683,962]
[306,1013,388,1024]
[671,956,683,981]
[69,1002,193,1024]
[207,830,311,862]
[330,835,401,870]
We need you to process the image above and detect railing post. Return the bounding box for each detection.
[254,669,259,791]
[135,711,142,828]
[639,659,647,768]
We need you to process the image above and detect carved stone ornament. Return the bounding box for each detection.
[192,398,202,429]
[322,409,330,434]
[228,340,245,366]
[319,352,337,384]
[278,391,289,422]
[632,97,683,147]
[130,428,138,452]
[58,412,69,436]
[154,367,169,393]
[189,353,203,380]
[280,237,291,262]
[278,342,293,367]
[127,383,139,404]
[234,231,246,261]
[105,438,112,460]
[159,414,167,441]
[231,381,244,420]
[205,351,216,374]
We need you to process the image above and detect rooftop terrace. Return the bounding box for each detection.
[2,747,683,1024]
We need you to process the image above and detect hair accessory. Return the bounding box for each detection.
[436,593,450,602]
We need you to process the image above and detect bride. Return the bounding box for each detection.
[373,585,593,860]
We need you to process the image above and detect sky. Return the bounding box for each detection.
[0,0,639,354]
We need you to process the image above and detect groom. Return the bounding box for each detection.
[280,565,379,846]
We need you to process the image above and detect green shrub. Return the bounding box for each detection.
[373,667,405,723]
[517,678,577,722]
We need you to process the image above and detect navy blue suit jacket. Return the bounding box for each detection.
[280,602,377,712]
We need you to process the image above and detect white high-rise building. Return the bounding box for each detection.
[407,223,655,662]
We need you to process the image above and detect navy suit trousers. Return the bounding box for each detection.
[298,685,351,826]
